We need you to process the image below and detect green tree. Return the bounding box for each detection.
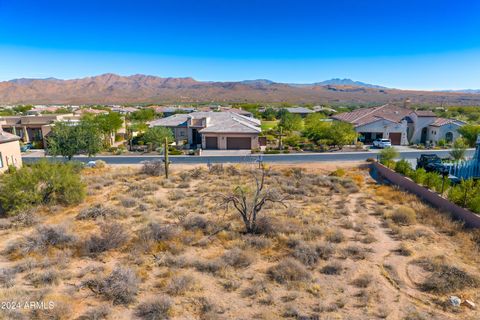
[329,122,357,149]
[84,112,124,147]
[449,137,467,161]
[262,107,277,121]
[0,160,86,215]
[129,108,156,122]
[47,121,102,159]
[142,127,173,150]
[278,112,303,132]
[458,124,480,147]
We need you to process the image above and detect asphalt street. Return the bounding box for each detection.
[22,149,475,165]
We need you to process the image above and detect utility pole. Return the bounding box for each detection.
[163,137,170,179]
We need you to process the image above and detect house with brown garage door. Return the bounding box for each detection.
[148,111,262,150]
[332,104,465,146]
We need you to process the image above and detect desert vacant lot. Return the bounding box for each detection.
[0,163,479,320]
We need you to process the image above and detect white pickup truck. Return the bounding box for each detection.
[373,138,392,149]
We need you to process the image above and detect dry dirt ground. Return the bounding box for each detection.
[0,163,479,320]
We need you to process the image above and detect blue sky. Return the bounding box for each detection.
[0,0,479,90]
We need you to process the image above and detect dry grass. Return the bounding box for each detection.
[0,164,478,319]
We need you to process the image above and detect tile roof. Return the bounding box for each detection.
[149,111,261,134]
[332,104,413,127]
[429,118,465,127]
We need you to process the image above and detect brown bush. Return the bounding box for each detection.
[320,262,343,275]
[76,204,121,220]
[82,222,128,256]
[390,206,416,225]
[292,242,334,266]
[135,296,172,320]
[221,248,254,268]
[351,273,373,288]
[267,258,311,283]
[81,266,139,305]
[166,275,196,296]
[77,305,110,320]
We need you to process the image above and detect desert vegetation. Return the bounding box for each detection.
[0,162,478,319]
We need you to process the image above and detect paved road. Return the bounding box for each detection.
[22,149,475,165]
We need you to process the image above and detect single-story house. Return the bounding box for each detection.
[285,107,314,117]
[0,127,22,174]
[149,111,262,150]
[332,104,465,145]
[0,114,81,148]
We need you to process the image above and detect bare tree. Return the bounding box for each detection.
[223,167,287,233]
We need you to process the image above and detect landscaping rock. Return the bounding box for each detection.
[464,299,476,309]
[449,296,461,307]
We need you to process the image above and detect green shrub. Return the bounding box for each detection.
[423,172,442,190]
[394,159,412,175]
[330,168,346,177]
[0,160,86,215]
[408,168,427,185]
[379,147,398,165]
[448,179,480,211]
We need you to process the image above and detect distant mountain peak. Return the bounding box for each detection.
[314,78,387,89]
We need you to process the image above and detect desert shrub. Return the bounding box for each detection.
[8,209,39,228]
[379,147,398,166]
[351,273,373,288]
[244,236,272,249]
[408,168,427,185]
[423,172,443,191]
[342,245,368,260]
[221,248,253,268]
[83,222,128,256]
[208,164,224,175]
[76,204,120,220]
[135,296,172,320]
[241,280,268,297]
[292,242,333,266]
[0,160,86,215]
[419,262,479,294]
[140,222,177,243]
[141,160,165,176]
[25,269,59,287]
[182,214,208,231]
[21,225,76,254]
[167,190,186,201]
[390,206,416,225]
[267,258,311,283]
[320,262,343,275]
[325,229,345,243]
[82,266,139,305]
[120,196,137,208]
[0,268,16,288]
[394,159,413,175]
[166,275,195,295]
[192,259,225,274]
[330,168,345,177]
[396,243,413,256]
[77,305,110,320]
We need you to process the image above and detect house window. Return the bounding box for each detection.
[0,152,3,168]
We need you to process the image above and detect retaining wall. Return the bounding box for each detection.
[370,161,480,228]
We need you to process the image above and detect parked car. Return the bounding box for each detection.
[373,138,392,149]
[416,154,449,174]
[20,143,32,152]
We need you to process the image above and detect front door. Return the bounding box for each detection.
[389,132,402,145]
[421,127,428,144]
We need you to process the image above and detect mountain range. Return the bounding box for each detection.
[1,73,480,105]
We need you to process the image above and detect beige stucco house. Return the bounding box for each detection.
[0,127,22,173]
[0,114,80,148]
[332,104,465,145]
[149,111,262,150]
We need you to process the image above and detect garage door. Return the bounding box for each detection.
[205,137,218,149]
[227,137,251,149]
[389,133,402,145]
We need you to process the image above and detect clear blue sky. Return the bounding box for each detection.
[1,0,479,90]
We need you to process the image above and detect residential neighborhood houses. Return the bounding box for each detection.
[0,126,22,173]
[149,111,263,150]
[332,104,465,146]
